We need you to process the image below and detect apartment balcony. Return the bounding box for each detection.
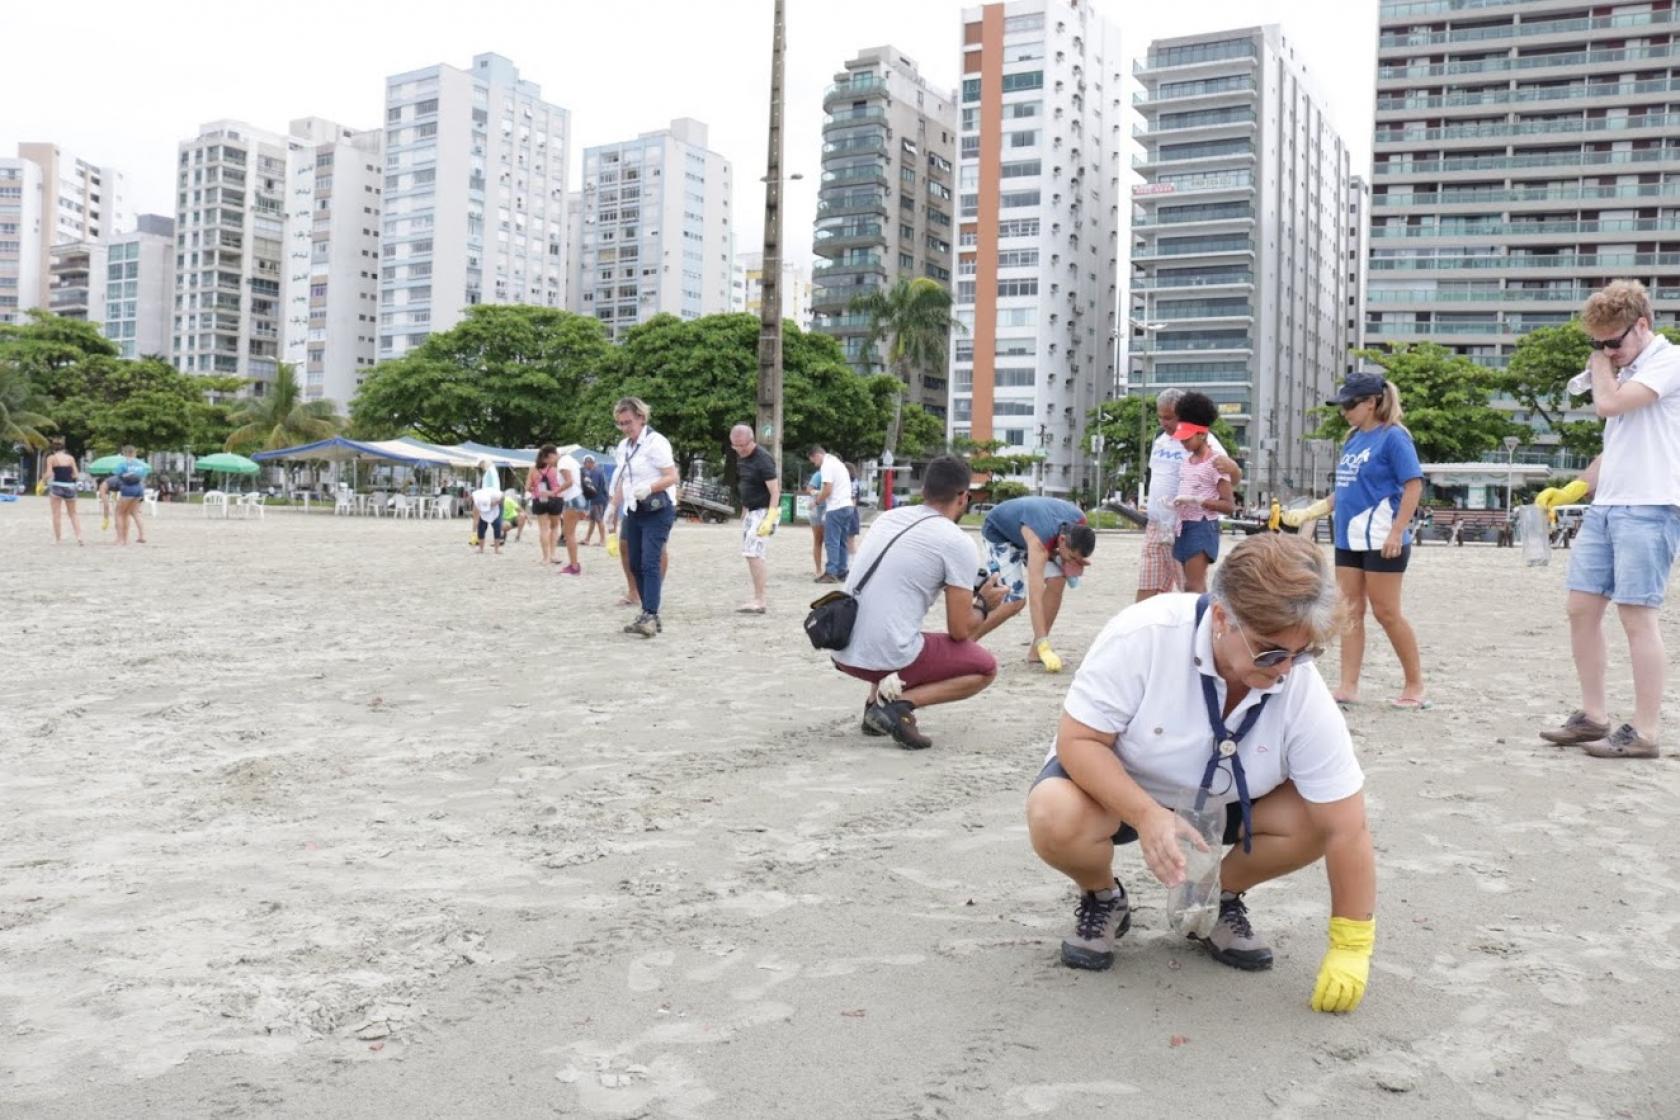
[1371,217,1680,243]
[1132,207,1254,234]
[1376,76,1680,120]
[1134,75,1256,111]
[1131,238,1254,264]
[1376,42,1680,87]
[821,163,890,189]
[1130,271,1254,292]
[814,255,887,283]
[816,192,889,220]
[1132,336,1254,355]
[813,311,876,332]
[812,284,876,312]
[1373,182,1680,216]
[826,106,887,127]
[1374,112,1680,152]
[1378,8,1680,55]
[1134,110,1256,144]
[1365,321,1509,341]
[1379,0,1562,18]
[1133,145,1254,174]
[1134,40,1258,78]
[1372,146,1680,183]
[1368,251,1680,276]
[1150,308,1255,327]
[1367,287,1680,309]
[1131,170,1254,204]
[821,135,888,162]
[823,75,888,109]
[813,222,885,256]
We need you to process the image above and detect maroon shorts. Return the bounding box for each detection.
[833,634,998,688]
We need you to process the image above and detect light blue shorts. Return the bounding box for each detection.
[1565,504,1680,608]
[985,538,1065,604]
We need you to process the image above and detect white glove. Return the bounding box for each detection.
[632,483,652,502]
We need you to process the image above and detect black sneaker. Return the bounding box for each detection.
[1190,891,1273,971]
[861,702,885,736]
[1061,880,1131,971]
[862,699,932,750]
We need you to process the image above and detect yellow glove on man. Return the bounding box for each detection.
[1034,638,1064,674]
[1311,916,1375,1013]
[1281,497,1332,529]
[755,514,776,538]
[1535,480,1589,510]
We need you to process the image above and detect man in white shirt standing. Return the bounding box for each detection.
[1536,279,1680,758]
[608,396,681,639]
[809,443,856,584]
[1137,388,1243,602]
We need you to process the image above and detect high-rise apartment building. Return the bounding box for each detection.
[284,117,382,407]
[104,215,176,359]
[380,53,570,360]
[16,143,130,309]
[733,250,813,328]
[812,46,957,410]
[0,158,44,325]
[949,1,1123,494]
[1132,26,1356,500]
[1348,175,1370,362]
[47,240,106,323]
[172,121,299,390]
[1371,0,1677,470]
[572,118,734,341]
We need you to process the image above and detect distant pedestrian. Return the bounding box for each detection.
[729,423,780,613]
[1137,389,1242,602]
[43,438,84,545]
[1170,392,1237,594]
[609,397,680,638]
[580,454,609,546]
[555,447,586,575]
[97,445,149,546]
[807,469,827,577]
[470,486,505,554]
[526,446,564,565]
[809,443,856,583]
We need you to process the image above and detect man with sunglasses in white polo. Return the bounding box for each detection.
[1536,279,1680,759]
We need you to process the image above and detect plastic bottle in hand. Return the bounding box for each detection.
[1519,504,1550,567]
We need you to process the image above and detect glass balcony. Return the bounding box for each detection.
[1138,109,1256,137]
[826,106,887,126]
[1377,76,1680,113]
[814,222,884,255]
[1378,42,1680,81]
[1375,182,1680,208]
[1369,251,1680,272]
[1131,271,1254,290]
[816,193,889,219]
[1376,112,1680,145]
[821,164,889,187]
[1133,237,1254,259]
[1365,321,1504,336]
[1135,75,1256,106]
[1134,171,1254,197]
[1137,40,1258,73]
[1375,146,1680,177]
[1378,8,1680,50]
[1133,205,1254,229]
[1379,0,1546,16]
[823,76,887,107]
[1371,218,1680,239]
[1133,336,1254,353]
[822,136,888,161]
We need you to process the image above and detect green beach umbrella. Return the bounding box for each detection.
[87,455,151,476]
[194,452,260,476]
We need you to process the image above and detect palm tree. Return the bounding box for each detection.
[850,276,961,454]
[224,363,340,453]
[0,363,53,450]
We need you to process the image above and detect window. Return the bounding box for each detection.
[961,136,980,158]
[1009,130,1040,148]
[997,249,1038,268]
[1007,101,1040,120]
[994,367,1037,386]
[928,181,952,200]
[997,277,1038,297]
[962,78,981,103]
[1004,12,1044,32]
[998,218,1040,238]
[1001,160,1041,178]
[994,400,1035,416]
[1001,71,1043,93]
[1000,190,1041,209]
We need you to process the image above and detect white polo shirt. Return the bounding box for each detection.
[1593,334,1680,507]
[1049,593,1363,810]
[818,453,854,511]
[613,428,676,512]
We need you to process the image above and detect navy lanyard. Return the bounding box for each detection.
[1192,594,1267,853]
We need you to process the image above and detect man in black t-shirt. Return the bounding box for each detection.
[730,423,782,613]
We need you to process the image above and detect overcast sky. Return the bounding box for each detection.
[1,0,1376,267]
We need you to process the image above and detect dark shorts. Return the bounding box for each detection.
[475,514,505,541]
[1335,545,1410,574]
[1031,757,1244,845]
[48,482,77,500]
[833,633,998,688]
[1172,518,1221,564]
[588,499,607,517]
[531,497,563,516]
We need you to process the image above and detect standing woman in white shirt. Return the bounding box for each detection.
[1026,533,1378,1014]
[607,397,680,638]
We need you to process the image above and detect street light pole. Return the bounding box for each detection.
[1128,318,1165,505]
[756,0,787,473]
[1503,434,1520,513]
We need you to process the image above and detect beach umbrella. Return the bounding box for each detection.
[194,452,260,476]
[87,455,151,476]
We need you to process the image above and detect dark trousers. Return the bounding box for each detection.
[624,503,677,614]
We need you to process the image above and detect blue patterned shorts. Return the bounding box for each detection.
[985,538,1066,603]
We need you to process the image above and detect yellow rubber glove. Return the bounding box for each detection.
[1034,638,1064,673]
[756,514,776,538]
[606,535,620,558]
[1535,480,1589,510]
[1281,497,1332,529]
[1311,916,1375,1014]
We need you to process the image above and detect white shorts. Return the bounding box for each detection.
[742,508,773,559]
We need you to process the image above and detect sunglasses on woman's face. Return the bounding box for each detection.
[1235,625,1321,670]
[1338,397,1372,413]
[1588,323,1637,351]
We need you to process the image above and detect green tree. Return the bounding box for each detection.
[850,276,960,454]
[92,358,224,452]
[1084,395,1239,501]
[224,363,341,453]
[350,305,613,446]
[0,363,53,451]
[1309,343,1523,462]
[1502,321,1680,464]
[0,310,120,456]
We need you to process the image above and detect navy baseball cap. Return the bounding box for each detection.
[1328,371,1386,407]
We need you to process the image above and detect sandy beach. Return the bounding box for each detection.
[4,498,1679,1119]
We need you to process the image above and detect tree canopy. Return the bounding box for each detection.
[224,363,341,453]
[1501,321,1680,463]
[1084,395,1240,500]
[1310,343,1524,463]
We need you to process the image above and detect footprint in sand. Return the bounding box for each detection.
[627,950,674,993]
[1567,1024,1666,1074]
[1004,1081,1138,1115]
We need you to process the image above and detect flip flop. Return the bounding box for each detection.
[736,605,767,615]
[1390,697,1433,711]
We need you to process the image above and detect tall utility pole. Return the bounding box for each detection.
[756,0,787,474]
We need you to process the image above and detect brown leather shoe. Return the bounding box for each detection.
[1539,710,1611,746]
[1583,724,1660,759]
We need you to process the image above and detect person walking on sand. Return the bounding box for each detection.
[1026,533,1376,1014]
[580,454,609,547]
[1170,392,1237,595]
[1137,389,1242,602]
[1534,279,1680,759]
[1283,371,1426,710]
[978,495,1096,673]
[43,438,85,545]
[609,397,680,638]
[554,447,586,575]
[729,423,780,613]
[526,446,564,565]
[97,445,149,546]
[809,443,855,584]
[831,455,1005,750]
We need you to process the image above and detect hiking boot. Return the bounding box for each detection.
[1540,710,1611,746]
[1060,880,1131,971]
[814,573,840,584]
[1584,724,1660,759]
[863,699,932,750]
[625,612,659,638]
[861,702,886,736]
[1190,892,1273,971]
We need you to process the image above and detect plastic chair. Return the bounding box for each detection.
[391,495,413,519]
[143,489,159,518]
[239,493,266,520]
[369,490,387,517]
[334,489,354,516]
[203,491,228,519]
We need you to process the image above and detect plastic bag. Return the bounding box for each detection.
[1519,504,1550,567]
[1165,794,1224,938]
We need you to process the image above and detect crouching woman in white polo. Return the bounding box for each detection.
[1026,532,1377,1013]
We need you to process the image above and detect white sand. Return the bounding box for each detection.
[4,500,1679,1118]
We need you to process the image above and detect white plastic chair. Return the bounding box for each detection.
[370,490,387,517]
[143,489,159,518]
[334,489,354,516]
[203,490,228,519]
[239,493,266,520]
[432,495,454,519]
[390,494,412,519]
